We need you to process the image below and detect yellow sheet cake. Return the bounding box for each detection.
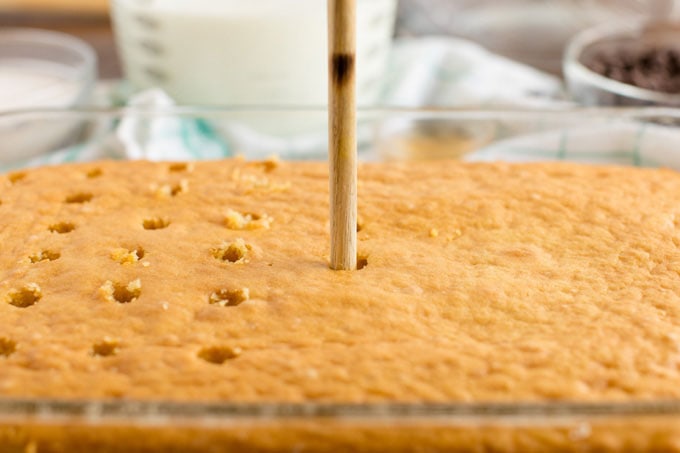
[2,159,680,451]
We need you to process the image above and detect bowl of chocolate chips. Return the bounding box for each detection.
[565,20,680,106]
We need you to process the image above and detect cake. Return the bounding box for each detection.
[2,158,680,451]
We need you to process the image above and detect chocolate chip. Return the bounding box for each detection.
[585,46,680,94]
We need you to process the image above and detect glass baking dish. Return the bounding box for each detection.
[3,105,680,169]
[3,106,680,452]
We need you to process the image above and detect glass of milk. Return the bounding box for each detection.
[111,0,397,107]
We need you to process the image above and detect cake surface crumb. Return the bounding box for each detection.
[224,209,273,230]
[1,159,680,416]
[111,248,143,264]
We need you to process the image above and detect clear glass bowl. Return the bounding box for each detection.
[110,0,397,106]
[3,105,680,168]
[2,106,680,451]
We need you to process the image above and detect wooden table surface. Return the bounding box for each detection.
[0,1,121,78]
[1,0,108,13]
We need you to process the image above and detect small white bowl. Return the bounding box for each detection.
[0,28,97,163]
[0,28,97,110]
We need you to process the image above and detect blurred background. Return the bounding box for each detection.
[0,0,116,76]
[1,0,680,167]
[1,0,679,112]
[0,0,673,78]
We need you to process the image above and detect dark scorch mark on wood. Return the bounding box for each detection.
[332,53,355,86]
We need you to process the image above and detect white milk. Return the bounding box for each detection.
[0,60,83,164]
[111,0,397,107]
[0,60,81,110]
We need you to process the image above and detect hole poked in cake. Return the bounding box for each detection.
[209,288,249,307]
[65,192,93,204]
[100,279,142,304]
[0,338,16,357]
[169,163,191,173]
[212,239,252,263]
[170,182,187,196]
[86,168,102,178]
[151,180,189,198]
[224,209,272,230]
[7,172,26,184]
[248,156,280,173]
[357,217,365,233]
[143,217,170,230]
[111,246,145,264]
[6,284,42,308]
[29,250,61,263]
[198,346,242,365]
[230,167,290,193]
[49,222,76,234]
[357,254,368,270]
[92,338,119,357]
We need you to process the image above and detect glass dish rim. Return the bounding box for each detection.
[3,398,680,425]
[2,104,680,121]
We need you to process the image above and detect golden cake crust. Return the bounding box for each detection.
[1,158,680,407]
